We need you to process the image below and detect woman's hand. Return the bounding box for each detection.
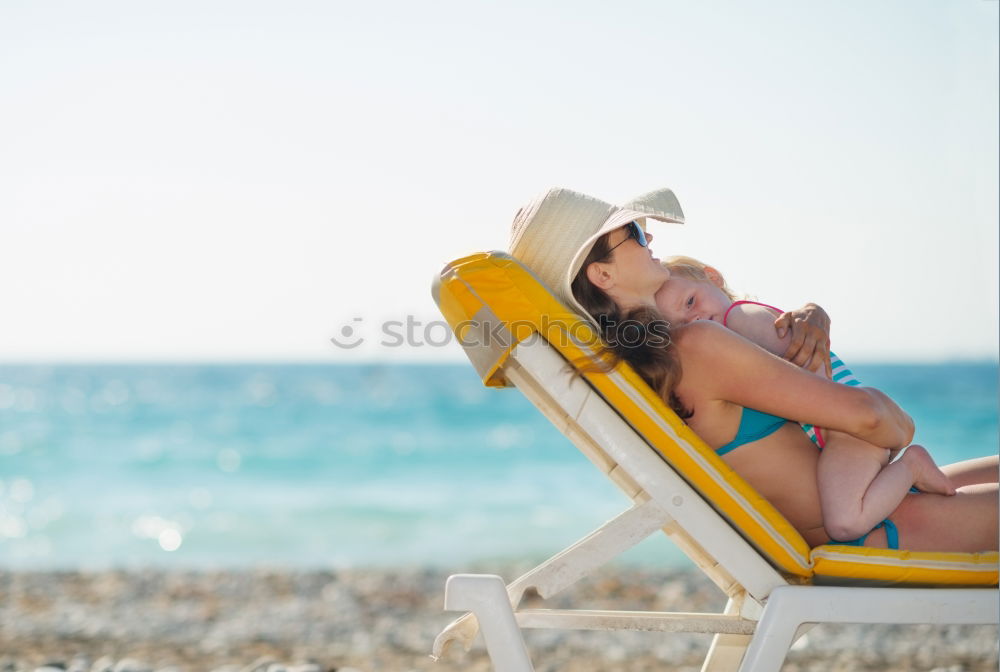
[774,303,832,377]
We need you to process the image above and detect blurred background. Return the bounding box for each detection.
[1,0,997,572]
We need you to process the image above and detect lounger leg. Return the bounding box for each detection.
[700,596,751,672]
[736,587,799,672]
[443,574,535,672]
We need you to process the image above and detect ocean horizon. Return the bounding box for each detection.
[1,361,996,571]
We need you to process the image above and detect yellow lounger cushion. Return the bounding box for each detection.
[434,251,999,586]
[811,546,999,586]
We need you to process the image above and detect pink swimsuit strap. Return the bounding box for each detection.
[722,300,784,327]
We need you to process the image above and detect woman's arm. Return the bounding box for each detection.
[674,321,914,449]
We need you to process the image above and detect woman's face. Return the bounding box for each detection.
[599,224,671,301]
[654,273,734,324]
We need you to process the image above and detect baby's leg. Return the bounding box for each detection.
[818,433,955,542]
[899,445,959,495]
[818,432,890,541]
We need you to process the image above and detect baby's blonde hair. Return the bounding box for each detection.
[661,255,738,301]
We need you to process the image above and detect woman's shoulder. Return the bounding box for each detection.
[672,320,773,375]
[671,320,739,352]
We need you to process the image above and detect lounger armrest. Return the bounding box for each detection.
[435,575,535,670]
[431,611,480,660]
[432,499,674,660]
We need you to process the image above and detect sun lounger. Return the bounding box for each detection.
[430,251,998,672]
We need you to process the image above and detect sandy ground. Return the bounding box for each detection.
[0,567,996,672]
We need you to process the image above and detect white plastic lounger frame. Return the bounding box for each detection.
[432,335,997,671]
[442,575,996,672]
[431,253,998,671]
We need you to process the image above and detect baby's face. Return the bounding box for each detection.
[654,274,734,325]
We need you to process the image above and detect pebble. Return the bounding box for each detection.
[112,660,151,672]
[90,657,114,672]
[238,659,273,672]
[67,657,90,672]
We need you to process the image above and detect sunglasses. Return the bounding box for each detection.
[606,221,648,255]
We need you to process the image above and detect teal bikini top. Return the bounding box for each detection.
[716,407,787,456]
[715,300,790,456]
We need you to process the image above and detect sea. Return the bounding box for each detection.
[0,362,996,570]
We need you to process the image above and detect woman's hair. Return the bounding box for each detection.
[570,233,690,418]
[661,255,738,301]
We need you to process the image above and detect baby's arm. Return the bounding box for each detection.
[722,303,790,358]
[726,303,830,377]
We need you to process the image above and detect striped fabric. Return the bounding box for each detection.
[801,351,861,446]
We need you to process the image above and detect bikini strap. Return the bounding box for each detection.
[882,519,900,550]
[866,519,901,550]
[722,300,785,327]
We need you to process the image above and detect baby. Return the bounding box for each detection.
[654,255,955,544]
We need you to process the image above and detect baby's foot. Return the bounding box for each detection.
[903,444,957,496]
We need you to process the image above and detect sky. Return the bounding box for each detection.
[1,0,997,363]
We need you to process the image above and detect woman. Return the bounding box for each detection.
[509,186,998,552]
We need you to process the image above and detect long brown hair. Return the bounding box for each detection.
[570,231,690,418]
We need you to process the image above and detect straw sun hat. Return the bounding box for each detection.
[508,186,685,319]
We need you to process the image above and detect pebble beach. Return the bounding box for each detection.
[1,567,996,672]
